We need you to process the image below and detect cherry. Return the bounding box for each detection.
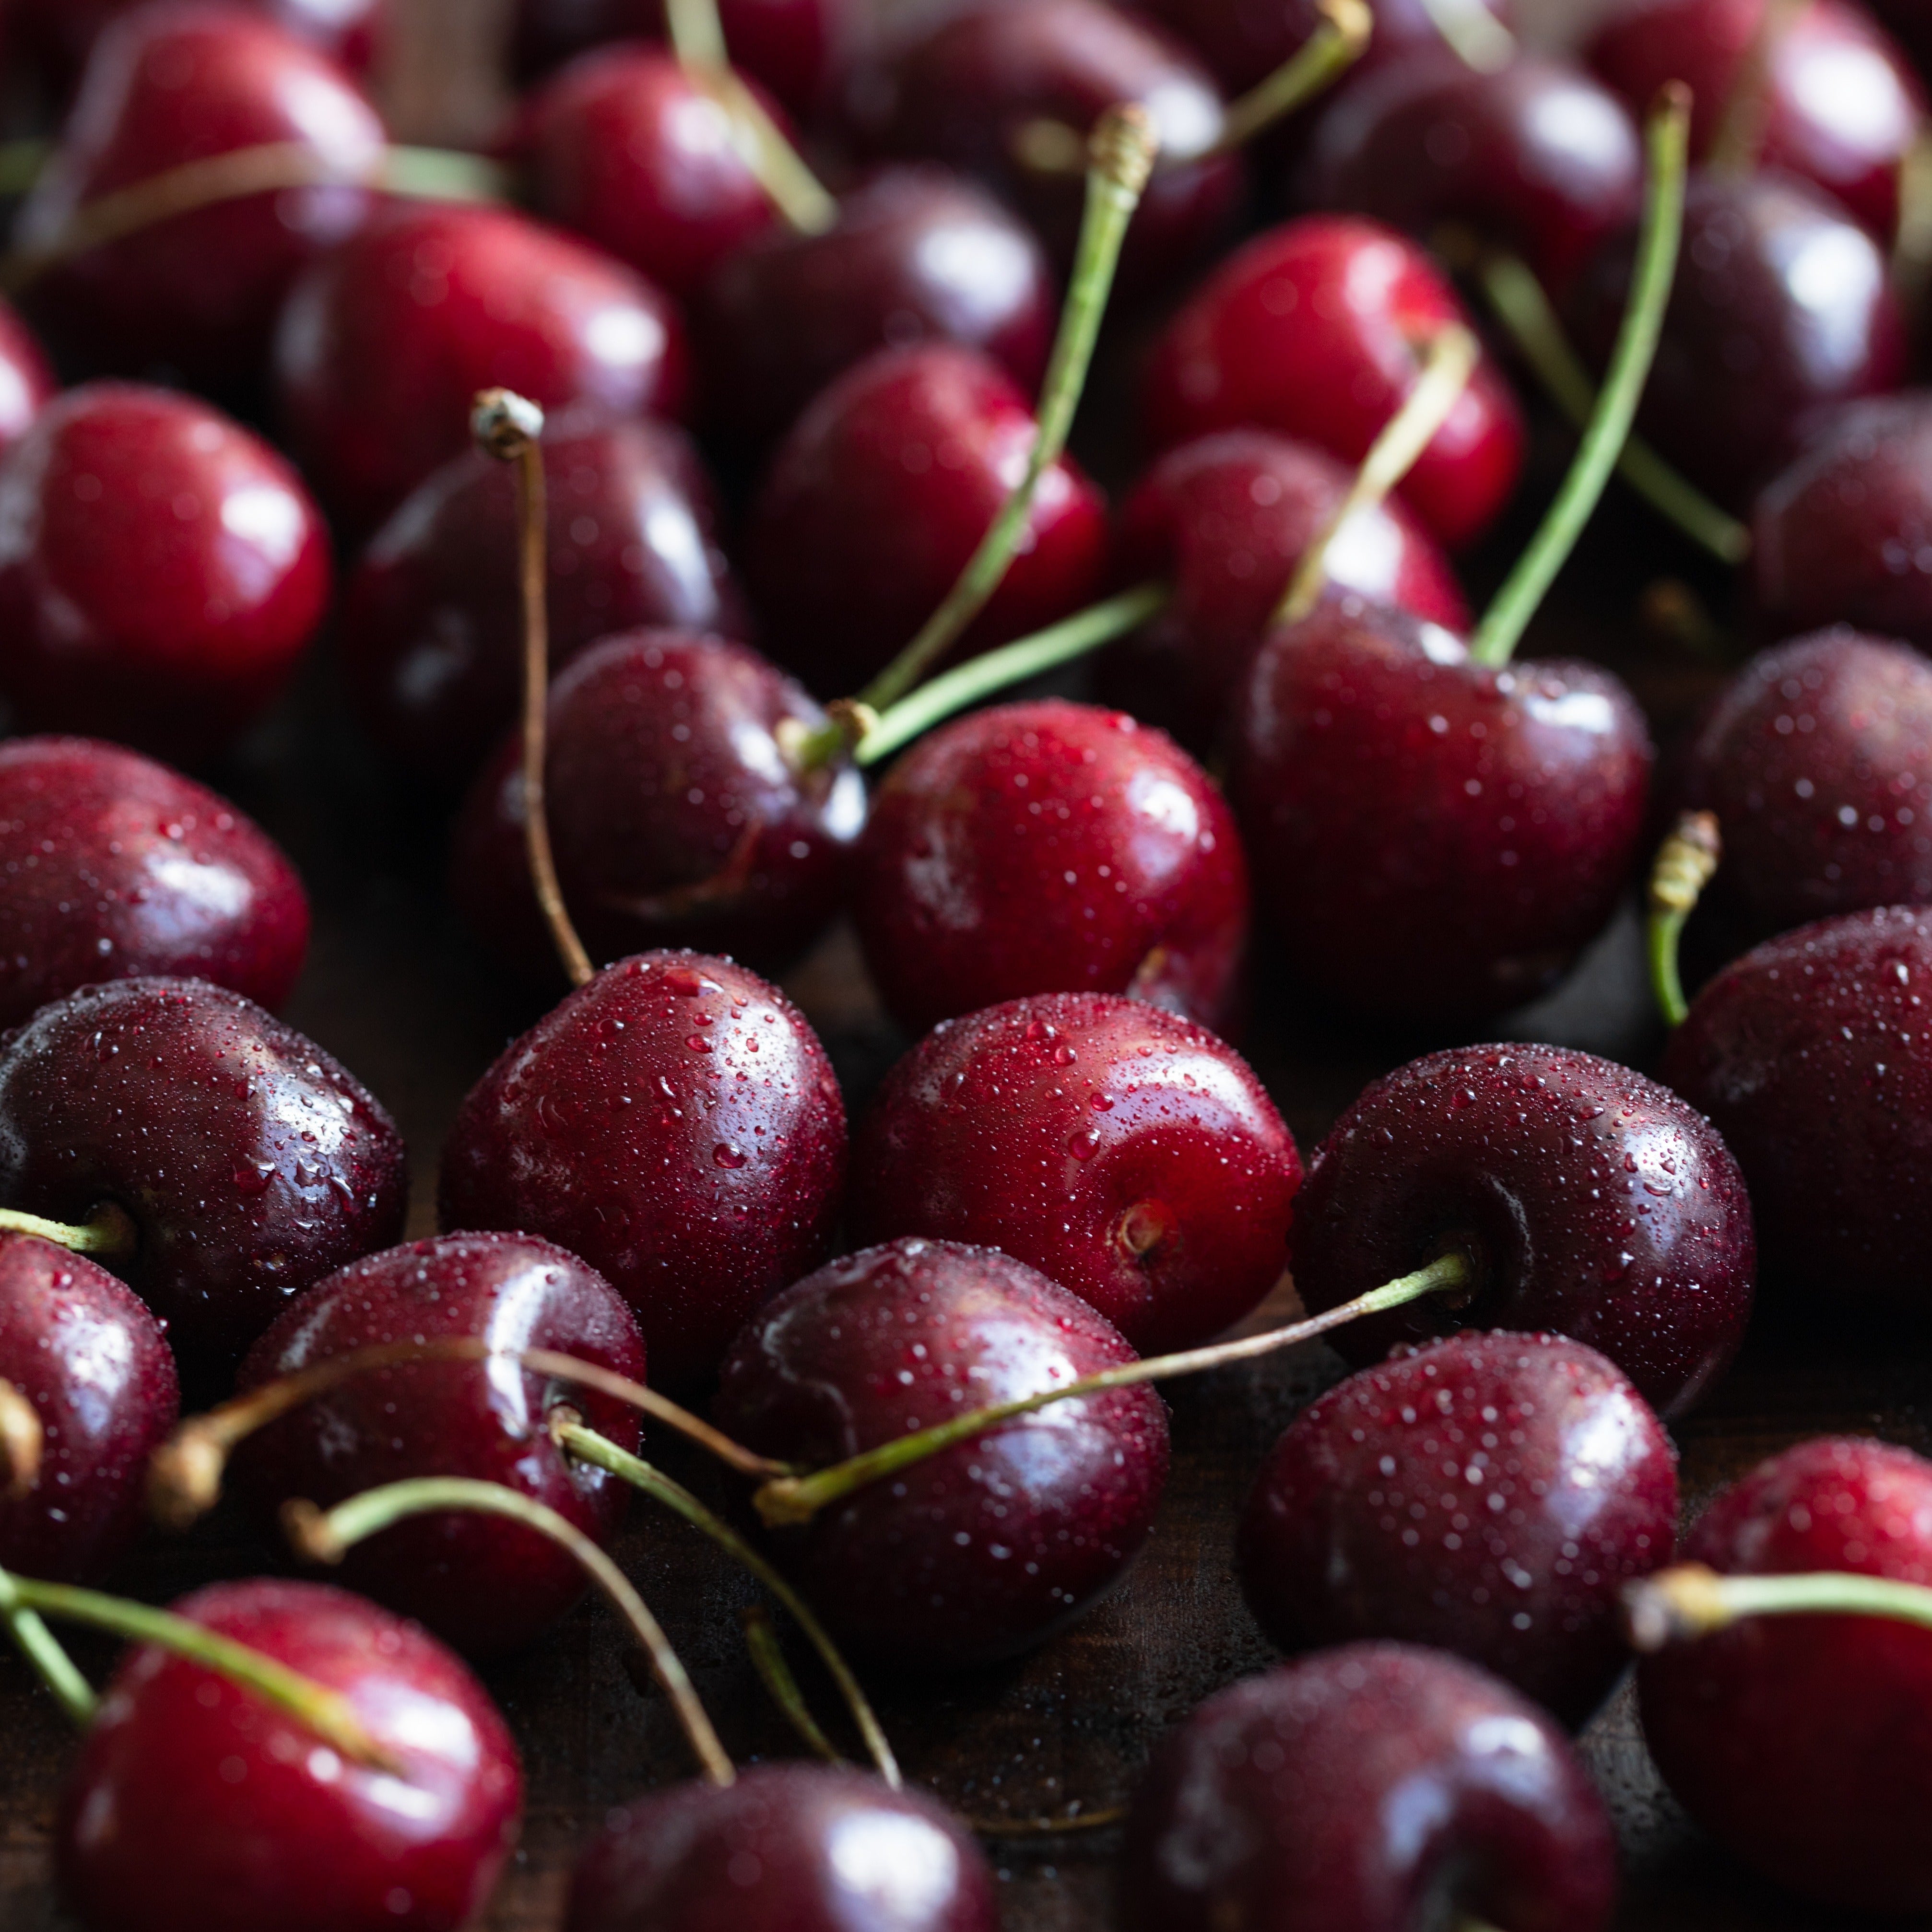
[12,0,385,91]
[567,1764,998,1932]
[450,629,864,984]
[438,951,846,1390]
[274,201,690,532]
[745,343,1107,696]
[695,165,1056,445]
[15,6,387,388]
[0,382,330,766]
[0,977,408,1368]
[714,1237,1169,1670]
[1120,1642,1617,1932]
[0,736,308,1028]
[1637,1436,1932,1912]
[55,1577,523,1932]
[848,991,1301,1353]
[1142,216,1525,550]
[341,406,745,793]
[0,1234,178,1583]
[0,299,55,458]
[1872,0,1932,71]
[1291,1043,1756,1420]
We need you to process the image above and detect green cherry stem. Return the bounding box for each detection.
[1216,0,1373,153]
[0,1201,137,1262]
[740,1602,846,1766]
[1624,1561,1932,1650]
[0,1562,98,1726]
[1417,0,1518,71]
[1708,0,1805,177]
[753,1251,1473,1530]
[1647,810,1722,1027]
[1469,84,1691,670]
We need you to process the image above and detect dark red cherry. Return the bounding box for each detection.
[0,737,308,1027]
[0,299,56,458]
[16,6,386,387]
[745,343,1107,696]
[1143,216,1525,550]
[12,0,385,91]
[237,1231,647,1657]
[695,165,1056,445]
[1228,597,1653,1025]
[1639,1437,1932,1912]
[56,1578,522,1932]
[340,406,745,792]
[438,951,845,1390]
[0,1234,178,1583]
[1238,1330,1678,1725]
[1290,1043,1756,1420]
[1661,903,1932,1316]
[567,1764,998,1932]
[1096,428,1468,755]
[1121,1643,1617,1932]
[449,629,864,984]
[274,201,690,532]
[0,383,331,766]
[852,699,1249,1038]
[713,1237,1170,1670]
[849,991,1301,1353]
[1871,0,1932,72]
[0,977,408,1368]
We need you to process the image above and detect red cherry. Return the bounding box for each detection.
[0,298,56,458]
[274,201,689,531]
[55,1578,522,1932]
[12,0,385,90]
[1143,216,1525,550]
[0,383,330,765]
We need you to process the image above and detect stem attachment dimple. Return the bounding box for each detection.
[0,1202,137,1263]
[1647,809,1721,1028]
[1216,0,1373,153]
[1623,1561,1932,1651]
[0,1380,43,1500]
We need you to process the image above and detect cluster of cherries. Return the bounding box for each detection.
[6,0,1932,1926]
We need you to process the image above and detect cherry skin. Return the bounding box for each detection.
[745,343,1107,697]
[274,201,690,532]
[1096,428,1469,756]
[1293,1043,1757,1421]
[16,6,386,388]
[12,0,385,91]
[1228,597,1653,1025]
[713,1237,1170,1670]
[848,991,1302,1354]
[0,383,331,766]
[1638,1436,1932,1912]
[237,1231,647,1658]
[0,298,55,458]
[340,406,745,793]
[0,736,309,1028]
[1238,1330,1678,1725]
[438,951,846,1390]
[1142,217,1525,550]
[695,165,1056,446]
[567,1764,999,1932]
[0,977,408,1369]
[851,699,1249,1039]
[0,1234,178,1584]
[55,1578,522,1932]
[449,629,864,984]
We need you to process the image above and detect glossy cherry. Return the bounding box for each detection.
[438,951,845,1390]
[849,991,1301,1353]
[1121,1643,1617,1932]
[1291,1043,1756,1420]
[567,1764,998,1932]
[56,1578,522,1932]
[0,299,55,458]
[0,736,309,1027]
[1143,216,1525,550]
[12,0,386,90]
[1639,1436,1932,1912]
[0,1234,178,1583]
[1238,1330,1677,1724]
[274,201,689,531]
[852,699,1249,1038]
[340,406,745,792]
[0,382,330,766]
[714,1237,1169,1670]
[449,629,864,984]
[0,977,408,1367]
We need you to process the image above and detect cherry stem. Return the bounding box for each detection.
[473,388,596,990]
[556,1418,902,1788]
[0,1562,97,1726]
[284,1473,736,1787]
[753,1251,1472,1529]
[1470,87,1689,669]
[1647,809,1721,1027]
[1478,252,1751,565]
[1277,323,1479,626]
[1417,0,1517,71]
[1709,0,1804,177]
[0,1201,137,1263]
[0,1378,43,1501]
[740,1602,846,1766]
[1215,0,1372,153]
[1624,1560,1932,1650]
